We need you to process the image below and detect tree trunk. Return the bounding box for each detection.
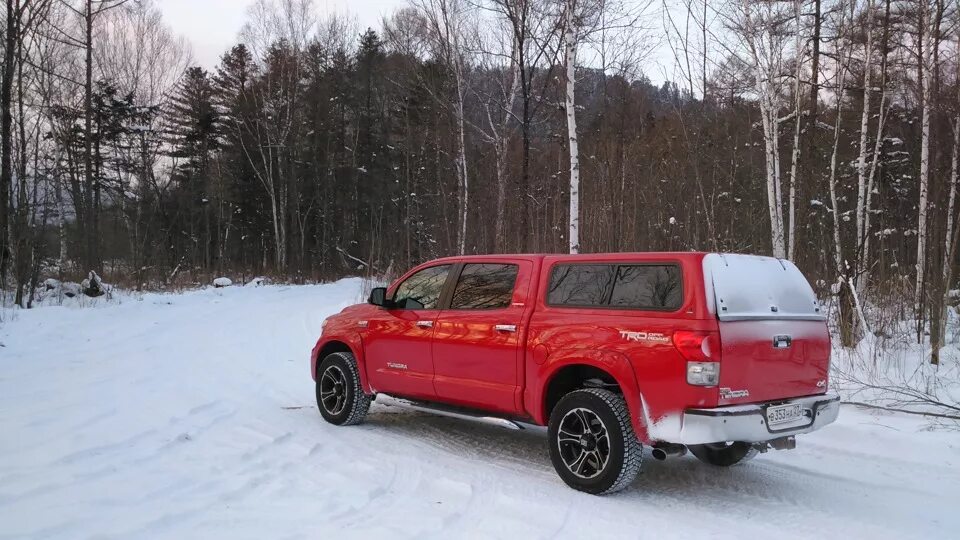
[947,117,959,268]
[915,2,932,342]
[0,0,16,286]
[860,0,891,297]
[786,0,804,261]
[454,69,469,255]
[84,0,97,272]
[759,96,785,259]
[854,0,875,287]
[493,45,520,253]
[828,45,856,346]
[564,0,580,254]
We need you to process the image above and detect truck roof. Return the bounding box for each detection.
[431,252,710,264]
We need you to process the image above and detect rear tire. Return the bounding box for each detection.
[316,352,371,426]
[688,441,758,466]
[547,389,642,495]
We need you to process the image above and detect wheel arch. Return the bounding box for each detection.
[533,350,650,442]
[543,364,620,420]
[310,334,372,393]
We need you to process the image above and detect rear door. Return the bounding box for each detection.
[432,261,532,414]
[704,254,830,405]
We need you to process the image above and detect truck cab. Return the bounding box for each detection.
[311,252,840,494]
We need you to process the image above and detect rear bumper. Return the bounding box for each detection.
[674,391,840,445]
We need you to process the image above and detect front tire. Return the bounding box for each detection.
[688,441,758,466]
[316,352,372,426]
[548,389,642,495]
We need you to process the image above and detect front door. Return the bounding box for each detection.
[432,262,528,414]
[364,264,452,400]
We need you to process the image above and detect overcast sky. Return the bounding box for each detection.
[158,0,406,69]
[158,0,675,84]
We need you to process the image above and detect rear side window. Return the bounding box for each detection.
[392,265,451,310]
[450,264,519,309]
[548,263,682,310]
[609,265,683,309]
[547,265,615,306]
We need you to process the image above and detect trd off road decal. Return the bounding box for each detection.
[619,330,671,343]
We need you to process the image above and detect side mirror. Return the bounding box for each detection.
[368,287,387,307]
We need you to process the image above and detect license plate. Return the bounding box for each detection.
[766,403,803,425]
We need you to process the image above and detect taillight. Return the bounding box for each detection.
[672,331,720,362]
[673,331,721,387]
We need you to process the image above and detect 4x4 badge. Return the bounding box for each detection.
[773,335,792,348]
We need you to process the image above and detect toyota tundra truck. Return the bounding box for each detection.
[310,252,840,494]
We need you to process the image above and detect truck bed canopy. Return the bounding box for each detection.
[703,253,825,322]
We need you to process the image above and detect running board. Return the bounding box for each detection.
[375,394,526,430]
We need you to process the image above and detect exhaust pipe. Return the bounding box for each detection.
[652,443,688,461]
[767,436,796,451]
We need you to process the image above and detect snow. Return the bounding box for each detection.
[2,280,959,539]
[704,253,824,321]
[213,277,233,288]
[245,276,269,287]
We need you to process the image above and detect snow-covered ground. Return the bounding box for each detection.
[1,280,958,539]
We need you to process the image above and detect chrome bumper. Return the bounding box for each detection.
[675,391,841,445]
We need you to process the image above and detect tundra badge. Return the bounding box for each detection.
[720,387,750,399]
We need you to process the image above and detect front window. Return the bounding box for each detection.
[392,265,451,310]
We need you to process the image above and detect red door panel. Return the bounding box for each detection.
[432,261,533,414]
[432,308,524,414]
[364,310,438,400]
[362,263,453,400]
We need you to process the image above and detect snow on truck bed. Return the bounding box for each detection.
[1,280,958,539]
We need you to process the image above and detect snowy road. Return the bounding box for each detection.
[1,280,958,539]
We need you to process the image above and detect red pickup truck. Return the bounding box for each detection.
[311,252,839,494]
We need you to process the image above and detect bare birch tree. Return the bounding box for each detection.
[825,0,857,345]
[859,0,892,296]
[467,16,521,251]
[785,0,810,261]
[725,0,795,259]
[563,0,581,253]
[912,0,942,339]
[559,0,648,254]
[854,0,876,281]
[237,0,315,270]
[412,0,471,254]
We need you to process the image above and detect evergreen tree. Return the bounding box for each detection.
[168,67,220,268]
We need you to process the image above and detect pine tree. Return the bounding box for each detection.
[168,67,220,267]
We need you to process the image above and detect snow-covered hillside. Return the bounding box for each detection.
[1,280,958,539]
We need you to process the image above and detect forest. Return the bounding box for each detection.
[0,0,958,361]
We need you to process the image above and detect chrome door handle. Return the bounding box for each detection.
[494,324,517,333]
[416,320,434,328]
